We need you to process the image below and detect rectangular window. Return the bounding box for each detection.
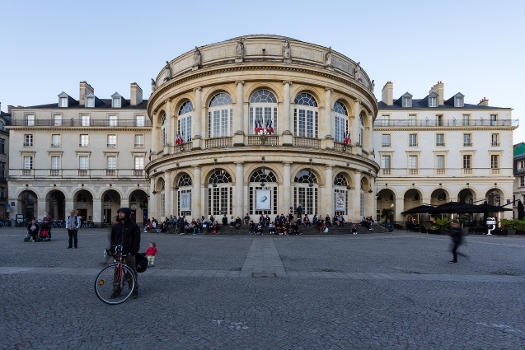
[436,155,444,169]
[112,98,121,108]
[429,96,437,107]
[86,97,95,108]
[408,115,416,127]
[51,156,61,170]
[24,134,33,146]
[108,115,118,127]
[409,134,417,146]
[80,134,89,147]
[381,134,391,146]
[59,97,68,107]
[490,155,499,169]
[134,134,144,147]
[24,156,33,170]
[135,115,145,127]
[107,134,116,146]
[81,115,90,126]
[0,161,5,177]
[491,133,499,146]
[52,134,61,147]
[520,176,525,187]
[78,156,89,170]
[462,115,470,126]
[463,155,472,169]
[435,115,443,126]
[490,114,497,126]
[463,133,471,146]
[380,115,389,127]
[53,114,62,126]
[436,133,444,146]
[25,115,35,126]
[408,155,418,169]
[0,139,4,154]
[381,155,391,169]
[135,156,144,170]
[107,156,116,169]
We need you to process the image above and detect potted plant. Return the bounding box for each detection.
[500,219,514,235]
[514,219,525,235]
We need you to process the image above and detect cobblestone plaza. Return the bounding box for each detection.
[0,229,523,349]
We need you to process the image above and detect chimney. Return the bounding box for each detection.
[382,81,393,105]
[130,82,143,106]
[8,105,14,114]
[429,81,444,105]
[79,81,94,106]
[478,97,489,106]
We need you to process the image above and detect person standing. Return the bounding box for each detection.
[449,221,464,263]
[42,212,53,239]
[65,210,81,248]
[110,208,141,299]
[296,205,303,220]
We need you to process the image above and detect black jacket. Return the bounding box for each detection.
[27,223,40,234]
[110,208,141,255]
[449,227,463,244]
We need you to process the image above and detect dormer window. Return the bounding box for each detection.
[454,93,464,108]
[111,92,122,108]
[429,93,438,107]
[59,97,68,107]
[58,92,69,107]
[401,92,412,108]
[86,93,95,108]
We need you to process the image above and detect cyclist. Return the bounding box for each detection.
[109,208,141,299]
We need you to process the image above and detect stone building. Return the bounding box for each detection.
[513,142,525,217]
[7,82,151,224]
[0,105,9,220]
[146,35,379,221]
[374,81,518,223]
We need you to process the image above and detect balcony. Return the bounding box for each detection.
[49,169,61,176]
[10,118,152,127]
[205,137,232,149]
[133,169,144,176]
[334,142,352,153]
[381,168,391,175]
[491,168,500,175]
[374,119,519,128]
[408,169,419,175]
[293,136,321,149]
[247,135,279,146]
[105,169,117,176]
[463,168,472,174]
[22,169,33,176]
[78,169,88,176]
[436,169,446,175]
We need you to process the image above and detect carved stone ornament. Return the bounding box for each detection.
[151,78,156,92]
[192,46,202,70]
[354,62,361,81]
[164,61,172,81]
[325,47,333,69]
[283,39,291,61]
[235,39,245,62]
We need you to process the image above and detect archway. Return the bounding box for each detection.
[207,169,232,216]
[458,188,475,204]
[102,189,121,224]
[376,189,395,223]
[18,190,38,219]
[129,189,148,225]
[334,172,350,217]
[73,190,93,222]
[486,188,503,207]
[293,169,318,216]
[403,189,422,212]
[175,173,192,217]
[46,190,65,220]
[430,189,449,206]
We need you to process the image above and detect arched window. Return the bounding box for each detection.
[334,173,349,216]
[334,101,348,143]
[294,169,318,215]
[249,90,278,134]
[176,173,192,217]
[207,169,232,216]
[208,93,232,138]
[161,114,167,147]
[178,101,193,142]
[294,92,318,138]
[249,168,278,215]
[358,114,364,147]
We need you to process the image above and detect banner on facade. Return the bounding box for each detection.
[256,189,271,210]
[180,192,191,211]
[335,192,346,211]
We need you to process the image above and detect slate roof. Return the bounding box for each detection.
[379,96,510,110]
[19,99,148,110]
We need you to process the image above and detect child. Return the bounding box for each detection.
[146,241,158,267]
[352,223,358,235]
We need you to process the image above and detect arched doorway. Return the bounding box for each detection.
[430,189,449,206]
[129,189,148,225]
[207,169,232,216]
[18,190,38,219]
[376,189,395,223]
[102,190,121,224]
[294,169,318,216]
[403,189,422,212]
[175,173,192,217]
[486,188,503,207]
[46,190,65,220]
[458,188,475,204]
[334,172,350,217]
[74,190,93,222]
[249,168,278,217]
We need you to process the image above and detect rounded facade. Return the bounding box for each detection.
[146,35,379,221]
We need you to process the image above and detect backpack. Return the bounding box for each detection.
[135,253,148,273]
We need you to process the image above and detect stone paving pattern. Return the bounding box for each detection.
[0,227,524,349]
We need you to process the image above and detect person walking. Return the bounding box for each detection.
[66,210,81,248]
[110,208,141,299]
[449,221,465,263]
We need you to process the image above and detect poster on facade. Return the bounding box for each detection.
[180,192,191,211]
[256,189,271,210]
[335,193,346,211]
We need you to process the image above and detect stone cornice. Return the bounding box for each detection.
[6,126,152,131]
[373,126,518,131]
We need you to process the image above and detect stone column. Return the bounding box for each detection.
[368,177,375,218]
[234,162,244,217]
[92,198,102,226]
[201,101,207,141]
[121,198,130,209]
[282,81,293,146]
[395,197,404,224]
[165,172,174,217]
[351,171,361,221]
[233,81,245,145]
[192,167,201,219]
[350,99,361,155]
[323,166,333,217]
[37,197,46,220]
[324,88,332,138]
[151,112,159,154]
[192,87,202,149]
[65,199,74,217]
[149,177,156,219]
[282,162,292,213]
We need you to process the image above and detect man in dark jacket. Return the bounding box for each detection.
[110,208,141,298]
[449,221,464,263]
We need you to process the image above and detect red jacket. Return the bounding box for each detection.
[146,247,158,256]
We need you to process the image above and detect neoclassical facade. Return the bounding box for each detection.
[145,35,379,221]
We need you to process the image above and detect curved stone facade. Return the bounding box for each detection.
[146,35,379,221]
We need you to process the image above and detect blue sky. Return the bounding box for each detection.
[1,0,523,141]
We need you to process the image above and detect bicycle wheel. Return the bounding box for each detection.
[94,263,136,305]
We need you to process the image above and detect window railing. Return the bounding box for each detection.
[78,169,88,176]
[106,169,117,176]
[491,142,500,147]
[334,142,352,153]
[205,137,232,149]
[49,169,61,176]
[436,169,446,175]
[22,169,33,176]
[247,135,279,146]
[374,119,519,127]
[381,168,391,175]
[10,118,152,127]
[293,136,321,149]
[408,169,419,175]
[134,143,144,148]
[23,142,33,147]
[133,169,144,176]
[463,168,472,174]
[491,168,500,174]
[464,143,472,146]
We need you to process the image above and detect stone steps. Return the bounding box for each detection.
[192,223,392,235]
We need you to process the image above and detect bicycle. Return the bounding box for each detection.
[94,245,136,305]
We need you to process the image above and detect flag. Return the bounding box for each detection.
[148,149,152,161]
[343,132,350,145]
[265,119,274,134]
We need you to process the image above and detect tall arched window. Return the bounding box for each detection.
[207,169,232,216]
[334,101,348,143]
[358,114,364,146]
[249,89,278,134]
[334,173,349,216]
[249,168,278,215]
[176,173,192,217]
[294,169,318,215]
[178,101,193,142]
[208,93,232,138]
[160,114,167,147]
[294,93,318,138]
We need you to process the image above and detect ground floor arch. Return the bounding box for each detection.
[18,190,38,219]
[430,188,449,206]
[46,190,65,220]
[376,189,395,222]
[486,188,503,207]
[458,188,475,204]
[102,189,121,224]
[74,190,93,222]
[129,189,148,225]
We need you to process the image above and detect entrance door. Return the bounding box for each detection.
[103,208,112,224]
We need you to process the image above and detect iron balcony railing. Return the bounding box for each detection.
[10,118,152,127]
[374,119,519,128]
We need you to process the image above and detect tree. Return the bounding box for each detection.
[518,200,524,221]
